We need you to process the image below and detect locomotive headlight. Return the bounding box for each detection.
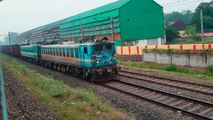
[92,55,96,59]
[97,69,103,75]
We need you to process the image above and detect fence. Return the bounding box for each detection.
[142,51,213,68]
[116,44,213,55]
[0,64,8,120]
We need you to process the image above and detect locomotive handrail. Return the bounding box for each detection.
[0,64,8,120]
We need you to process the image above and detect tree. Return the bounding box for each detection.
[166,26,180,43]
[165,10,193,24]
[184,26,198,37]
[184,26,200,41]
[191,1,213,30]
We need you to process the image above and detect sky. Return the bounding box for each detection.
[0,0,212,40]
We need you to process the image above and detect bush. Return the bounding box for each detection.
[208,65,213,75]
[166,64,177,71]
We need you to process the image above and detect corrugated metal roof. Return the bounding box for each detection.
[19,0,130,35]
[62,0,130,23]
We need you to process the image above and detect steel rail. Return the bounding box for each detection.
[102,79,213,120]
[120,69,213,88]
[119,70,213,96]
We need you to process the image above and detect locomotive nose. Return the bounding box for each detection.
[101,55,109,65]
[95,54,110,65]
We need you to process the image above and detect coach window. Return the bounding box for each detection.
[53,48,55,56]
[58,48,61,56]
[51,48,53,55]
[47,48,49,55]
[66,48,70,57]
[60,48,62,56]
[52,48,54,55]
[46,48,48,54]
[50,48,52,55]
[45,48,46,54]
[52,48,55,55]
[45,48,47,54]
[57,48,59,56]
[63,48,66,57]
[49,48,51,55]
[84,47,88,54]
[58,48,60,56]
[70,48,74,57]
[76,48,79,58]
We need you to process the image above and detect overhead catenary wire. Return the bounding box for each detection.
[163,0,192,6]
[161,0,212,12]
[163,0,205,8]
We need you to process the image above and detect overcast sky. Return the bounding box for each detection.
[0,0,212,38]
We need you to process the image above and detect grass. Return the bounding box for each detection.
[170,39,213,44]
[118,61,213,84]
[0,54,132,120]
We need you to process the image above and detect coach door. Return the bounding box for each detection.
[80,46,89,67]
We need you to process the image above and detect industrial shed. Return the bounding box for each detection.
[14,0,165,46]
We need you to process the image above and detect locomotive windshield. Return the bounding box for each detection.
[106,44,113,50]
[94,45,103,52]
[93,44,114,52]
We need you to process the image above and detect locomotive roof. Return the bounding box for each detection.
[42,41,114,48]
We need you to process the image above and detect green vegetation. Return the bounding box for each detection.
[191,1,213,30]
[184,26,200,41]
[165,1,213,44]
[165,10,193,24]
[118,61,213,83]
[166,26,180,44]
[165,1,213,30]
[171,39,213,44]
[208,65,213,75]
[0,55,131,120]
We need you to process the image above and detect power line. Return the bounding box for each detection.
[163,0,191,6]
[164,0,201,8]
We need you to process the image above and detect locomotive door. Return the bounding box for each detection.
[80,46,89,67]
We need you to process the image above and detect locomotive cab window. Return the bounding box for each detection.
[106,44,113,50]
[93,45,103,52]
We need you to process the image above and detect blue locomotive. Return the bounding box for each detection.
[41,41,117,81]
[1,41,118,81]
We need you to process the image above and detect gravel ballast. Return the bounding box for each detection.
[3,68,60,120]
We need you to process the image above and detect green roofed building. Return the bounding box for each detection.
[14,0,165,46]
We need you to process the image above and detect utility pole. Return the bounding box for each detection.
[8,32,12,56]
[80,24,85,43]
[200,10,204,50]
[110,16,115,41]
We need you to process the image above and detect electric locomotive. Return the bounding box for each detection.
[41,41,118,81]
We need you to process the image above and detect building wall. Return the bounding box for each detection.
[60,10,120,42]
[119,0,165,46]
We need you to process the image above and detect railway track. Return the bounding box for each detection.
[103,79,213,120]
[119,69,213,96]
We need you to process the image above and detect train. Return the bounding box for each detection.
[0,41,118,81]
